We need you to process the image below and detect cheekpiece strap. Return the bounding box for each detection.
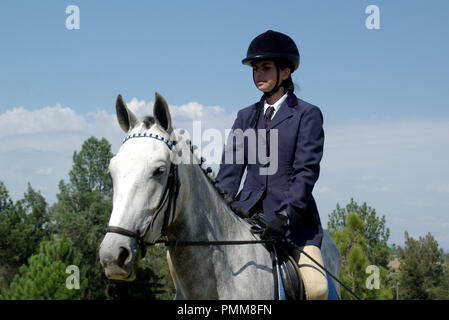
[122,133,176,150]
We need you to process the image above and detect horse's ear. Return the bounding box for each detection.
[116,94,138,132]
[153,92,172,132]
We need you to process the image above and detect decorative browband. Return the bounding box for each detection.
[122,133,176,150]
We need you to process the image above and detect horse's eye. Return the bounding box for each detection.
[154,166,166,176]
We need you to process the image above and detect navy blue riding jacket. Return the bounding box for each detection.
[216,92,324,248]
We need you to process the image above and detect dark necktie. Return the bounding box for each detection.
[264,106,275,128]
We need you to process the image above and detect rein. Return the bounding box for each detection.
[148,239,275,247]
[148,237,361,300]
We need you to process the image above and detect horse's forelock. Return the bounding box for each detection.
[143,116,156,129]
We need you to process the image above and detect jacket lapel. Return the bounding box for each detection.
[267,92,298,130]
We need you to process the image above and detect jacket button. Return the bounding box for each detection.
[260,186,265,191]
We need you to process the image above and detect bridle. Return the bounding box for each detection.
[105,132,180,257]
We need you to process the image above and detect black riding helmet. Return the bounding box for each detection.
[242,30,300,97]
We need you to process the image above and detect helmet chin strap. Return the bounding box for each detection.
[253,64,282,99]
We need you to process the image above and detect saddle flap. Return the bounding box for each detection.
[277,246,304,300]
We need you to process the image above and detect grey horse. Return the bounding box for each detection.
[99,93,341,299]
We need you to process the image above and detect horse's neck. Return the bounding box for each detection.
[166,164,273,299]
[169,163,247,242]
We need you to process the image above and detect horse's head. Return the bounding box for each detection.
[99,93,178,281]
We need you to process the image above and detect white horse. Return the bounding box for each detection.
[99,93,341,299]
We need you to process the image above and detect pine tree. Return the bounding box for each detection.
[0,181,15,294]
[329,201,394,300]
[398,231,446,299]
[14,183,51,262]
[2,235,87,300]
[49,136,114,299]
[0,183,50,295]
[333,212,369,299]
[0,181,13,212]
[328,198,390,267]
[431,253,449,299]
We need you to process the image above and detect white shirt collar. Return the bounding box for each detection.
[263,92,289,117]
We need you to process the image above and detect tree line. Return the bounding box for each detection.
[0,136,448,299]
[0,137,174,299]
[327,199,449,299]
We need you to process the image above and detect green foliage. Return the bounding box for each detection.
[14,184,51,260]
[69,136,114,199]
[0,183,51,295]
[329,201,394,300]
[397,231,447,300]
[0,181,13,212]
[142,244,176,300]
[2,235,87,300]
[332,218,449,301]
[49,137,114,299]
[328,198,390,267]
[431,254,449,299]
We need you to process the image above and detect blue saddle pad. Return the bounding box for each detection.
[327,272,340,300]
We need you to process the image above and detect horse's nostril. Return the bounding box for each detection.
[118,247,130,268]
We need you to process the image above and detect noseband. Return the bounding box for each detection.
[106,133,179,257]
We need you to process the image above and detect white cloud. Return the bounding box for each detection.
[171,102,204,119]
[125,98,152,119]
[34,168,53,176]
[125,97,225,121]
[315,186,332,194]
[0,105,86,137]
[426,184,449,194]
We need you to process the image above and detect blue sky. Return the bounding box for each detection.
[1,1,448,118]
[1,1,449,250]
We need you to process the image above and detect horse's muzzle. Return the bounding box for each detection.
[99,233,137,281]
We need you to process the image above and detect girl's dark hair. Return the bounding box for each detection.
[275,58,295,93]
[281,76,294,93]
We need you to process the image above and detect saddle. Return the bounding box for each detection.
[276,245,305,300]
[247,213,305,300]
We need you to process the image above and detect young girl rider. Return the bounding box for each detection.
[216,30,328,300]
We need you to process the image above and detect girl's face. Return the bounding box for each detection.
[252,60,290,93]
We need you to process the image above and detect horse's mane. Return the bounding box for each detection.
[173,127,249,219]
